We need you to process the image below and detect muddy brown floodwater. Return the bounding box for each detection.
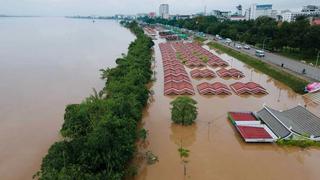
[0,17,135,179]
[136,37,320,180]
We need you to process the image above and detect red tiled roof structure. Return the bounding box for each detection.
[197,82,232,95]
[164,74,190,84]
[229,112,257,121]
[164,82,195,95]
[190,69,216,78]
[236,126,272,139]
[230,82,268,95]
[207,59,229,67]
[160,43,195,95]
[217,68,244,78]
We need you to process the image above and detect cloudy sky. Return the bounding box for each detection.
[0,0,318,16]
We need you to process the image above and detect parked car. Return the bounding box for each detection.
[255,50,265,57]
[243,45,250,50]
[236,44,242,49]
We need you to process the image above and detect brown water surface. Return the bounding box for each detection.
[136,38,320,180]
[0,17,135,179]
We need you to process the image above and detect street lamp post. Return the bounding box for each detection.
[262,38,269,50]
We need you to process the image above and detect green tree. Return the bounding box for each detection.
[170,96,198,125]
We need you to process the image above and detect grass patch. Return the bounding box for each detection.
[208,42,309,94]
[192,51,209,63]
[194,36,206,44]
[277,139,320,148]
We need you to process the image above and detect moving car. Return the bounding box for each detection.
[255,50,265,57]
[243,45,250,50]
[225,38,232,43]
[236,44,242,49]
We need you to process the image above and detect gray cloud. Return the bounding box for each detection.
[0,0,318,16]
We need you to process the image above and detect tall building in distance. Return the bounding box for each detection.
[236,5,243,16]
[248,4,273,20]
[159,4,170,19]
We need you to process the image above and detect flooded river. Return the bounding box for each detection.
[136,37,320,180]
[0,17,135,179]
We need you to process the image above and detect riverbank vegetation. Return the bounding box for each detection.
[277,139,320,148]
[142,16,320,63]
[208,41,309,94]
[36,21,154,179]
[171,96,198,125]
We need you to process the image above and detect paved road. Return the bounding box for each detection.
[204,35,320,81]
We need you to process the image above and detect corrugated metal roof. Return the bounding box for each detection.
[257,108,291,138]
[281,106,320,137]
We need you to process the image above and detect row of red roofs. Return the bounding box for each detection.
[160,42,267,96]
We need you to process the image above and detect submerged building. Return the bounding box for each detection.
[256,105,320,140]
[229,105,320,142]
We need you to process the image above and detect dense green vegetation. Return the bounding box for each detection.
[277,139,320,148]
[36,21,154,179]
[208,41,309,94]
[142,16,320,62]
[170,96,198,125]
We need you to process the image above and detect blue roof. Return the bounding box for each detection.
[256,4,272,10]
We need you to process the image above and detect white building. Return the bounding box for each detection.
[280,10,294,22]
[159,4,169,19]
[279,5,320,22]
[248,4,273,20]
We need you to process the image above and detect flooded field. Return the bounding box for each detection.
[0,18,135,179]
[136,38,320,180]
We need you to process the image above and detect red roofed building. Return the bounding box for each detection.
[197,82,232,95]
[236,126,274,142]
[190,69,216,78]
[217,68,244,78]
[230,82,267,95]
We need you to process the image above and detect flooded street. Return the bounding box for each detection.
[0,17,135,179]
[136,38,320,180]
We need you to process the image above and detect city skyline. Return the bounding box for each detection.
[0,0,319,16]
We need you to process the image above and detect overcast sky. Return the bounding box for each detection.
[0,0,319,16]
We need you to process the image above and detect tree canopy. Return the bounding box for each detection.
[142,16,320,59]
[170,96,198,126]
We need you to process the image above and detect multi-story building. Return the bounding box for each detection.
[280,5,320,22]
[159,4,170,19]
[236,5,243,16]
[247,4,273,20]
[211,10,231,19]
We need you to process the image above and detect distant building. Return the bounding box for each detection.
[248,4,273,20]
[149,12,156,18]
[279,5,320,22]
[231,5,245,21]
[137,13,148,18]
[172,15,191,20]
[159,4,170,19]
[302,5,320,12]
[211,10,231,19]
[230,16,246,21]
[236,5,243,16]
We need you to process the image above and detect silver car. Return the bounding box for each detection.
[243,45,250,50]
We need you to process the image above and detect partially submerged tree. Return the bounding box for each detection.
[170,96,198,125]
